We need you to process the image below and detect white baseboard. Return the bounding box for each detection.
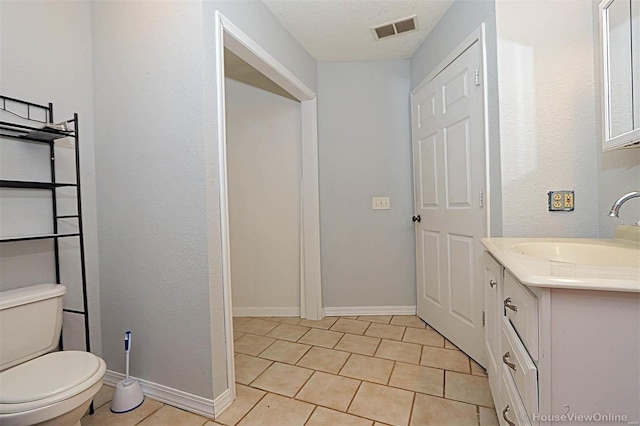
[232,307,300,317]
[213,388,234,418]
[103,370,214,418]
[324,306,417,316]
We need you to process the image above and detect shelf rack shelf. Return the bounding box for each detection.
[0,95,91,361]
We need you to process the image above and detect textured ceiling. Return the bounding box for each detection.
[262,0,455,61]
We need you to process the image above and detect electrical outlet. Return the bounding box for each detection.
[564,192,574,209]
[372,197,390,210]
[548,191,575,211]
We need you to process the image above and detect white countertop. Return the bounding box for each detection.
[481,234,640,293]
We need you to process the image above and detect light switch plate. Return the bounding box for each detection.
[372,197,390,210]
[548,191,574,211]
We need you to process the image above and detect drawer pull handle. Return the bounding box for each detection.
[502,405,516,426]
[489,279,496,288]
[504,297,518,312]
[502,351,516,371]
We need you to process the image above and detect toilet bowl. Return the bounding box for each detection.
[0,284,107,426]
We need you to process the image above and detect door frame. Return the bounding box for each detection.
[411,23,492,237]
[211,11,323,409]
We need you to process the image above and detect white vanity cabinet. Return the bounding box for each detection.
[484,252,640,426]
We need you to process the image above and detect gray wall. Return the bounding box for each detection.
[93,0,317,401]
[0,0,102,355]
[410,0,503,237]
[225,78,302,315]
[318,60,415,308]
[92,0,214,398]
[495,0,599,237]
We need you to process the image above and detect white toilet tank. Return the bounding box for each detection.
[0,284,66,371]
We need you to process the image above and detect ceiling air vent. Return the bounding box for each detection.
[372,15,418,40]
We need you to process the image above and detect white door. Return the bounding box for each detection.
[411,40,487,365]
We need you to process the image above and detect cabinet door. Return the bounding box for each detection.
[483,251,503,403]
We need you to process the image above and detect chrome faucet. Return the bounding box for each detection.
[608,191,640,218]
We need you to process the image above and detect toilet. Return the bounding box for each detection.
[0,284,106,426]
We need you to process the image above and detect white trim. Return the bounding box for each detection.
[213,11,236,414]
[103,370,215,419]
[213,389,234,418]
[219,15,314,101]
[232,307,301,317]
[301,98,323,320]
[212,10,322,420]
[324,306,417,316]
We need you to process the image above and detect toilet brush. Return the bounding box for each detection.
[110,331,145,413]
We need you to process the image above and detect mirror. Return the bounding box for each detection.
[600,0,640,150]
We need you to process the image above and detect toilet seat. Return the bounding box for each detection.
[0,351,106,414]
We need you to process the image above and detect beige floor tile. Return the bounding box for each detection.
[204,422,224,426]
[215,384,265,426]
[445,339,461,350]
[298,328,343,348]
[258,340,311,364]
[390,315,426,329]
[234,353,273,385]
[420,346,470,373]
[339,354,394,385]
[81,398,164,426]
[266,324,311,342]
[306,407,373,426]
[357,315,392,324]
[269,317,303,325]
[479,406,500,425]
[410,393,478,426]
[445,371,494,407]
[234,332,245,342]
[471,359,488,377]
[330,318,371,335]
[235,318,278,335]
[388,362,444,396]
[296,371,360,412]
[234,334,276,356]
[364,323,405,341]
[298,316,338,329]
[92,384,114,409]
[374,423,391,426]
[340,316,359,319]
[348,382,414,426]
[233,317,252,326]
[237,393,314,426]
[375,340,421,364]
[138,404,209,426]
[296,346,350,374]
[402,327,445,348]
[251,362,313,397]
[334,334,380,356]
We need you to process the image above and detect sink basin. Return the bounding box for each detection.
[509,241,640,267]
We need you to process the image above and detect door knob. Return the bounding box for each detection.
[412,215,421,223]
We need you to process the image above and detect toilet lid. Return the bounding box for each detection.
[0,351,101,404]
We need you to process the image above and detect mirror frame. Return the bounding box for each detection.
[599,0,640,151]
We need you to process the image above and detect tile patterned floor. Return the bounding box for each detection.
[82,315,499,426]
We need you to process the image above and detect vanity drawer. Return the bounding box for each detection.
[503,271,538,360]
[502,318,538,418]
[501,366,532,426]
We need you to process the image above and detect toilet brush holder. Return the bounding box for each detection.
[111,331,144,413]
[111,379,144,413]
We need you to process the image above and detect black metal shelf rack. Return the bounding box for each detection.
[0,94,91,354]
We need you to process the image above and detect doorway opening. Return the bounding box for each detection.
[212,11,322,411]
[225,49,302,318]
